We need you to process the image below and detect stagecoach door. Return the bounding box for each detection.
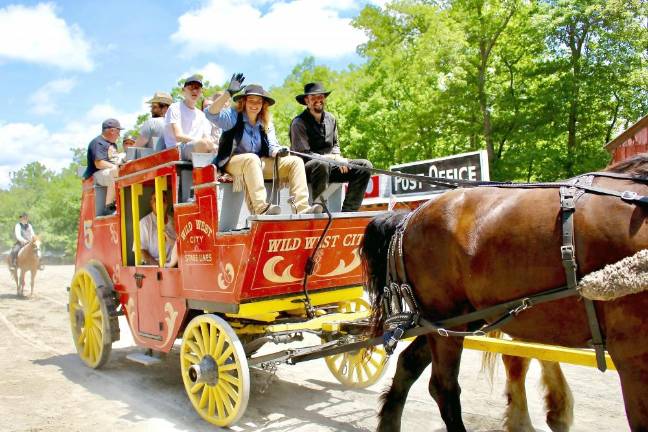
[120,176,174,340]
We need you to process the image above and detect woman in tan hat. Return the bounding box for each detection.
[205,73,321,215]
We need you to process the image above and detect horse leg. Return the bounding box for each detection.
[539,360,573,432]
[502,355,534,432]
[378,335,431,432]
[30,269,36,297]
[18,269,25,297]
[427,336,466,432]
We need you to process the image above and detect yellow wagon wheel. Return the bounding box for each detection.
[324,298,389,388]
[180,314,250,427]
[68,267,114,369]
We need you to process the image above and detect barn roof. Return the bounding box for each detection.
[605,114,648,152]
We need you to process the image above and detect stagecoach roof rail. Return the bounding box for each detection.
[115,160,191,182]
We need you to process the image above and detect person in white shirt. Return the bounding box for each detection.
[163,74,215,160]
[138,193,177,267]
[10,212,35,268]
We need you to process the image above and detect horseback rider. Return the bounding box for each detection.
[10,212,35,269]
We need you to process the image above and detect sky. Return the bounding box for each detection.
[0,0,386,188]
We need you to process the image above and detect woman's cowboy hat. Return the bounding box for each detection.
[233,84,275,106]
[296,82,332,105]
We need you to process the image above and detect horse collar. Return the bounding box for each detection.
[382,211,421,354]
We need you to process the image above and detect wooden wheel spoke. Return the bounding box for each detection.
[90,294,99,314]
[191,328,205,356]
[76,285,87,309]
[198,385,209,409]
[186,340,202,358]
[356,364,365,382]
[213,386,225,419]
[200,323,210,353]
[219,371,240,387]
[207,385,216,417]
[217,345,234,365]
[190,382,204,394]
[209,326,217,357]
[218,363,237,372]
[183,352,200,366]
[219,379,239,401]
[216,385,234,416]
[213,331,225,358]
[360,363,373,378]
[368,356,381,369]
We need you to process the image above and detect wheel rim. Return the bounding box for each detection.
[180,314,250,427]
[324,298,388,388]
[69,269,109,368]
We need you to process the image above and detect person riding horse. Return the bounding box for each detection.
[10,212,35,269]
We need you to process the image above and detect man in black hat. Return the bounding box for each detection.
[290,83,373,212]
[83,118,124,216]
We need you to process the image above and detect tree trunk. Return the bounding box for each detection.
[565,20,590,177]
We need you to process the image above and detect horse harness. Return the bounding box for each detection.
[381,171,648,372]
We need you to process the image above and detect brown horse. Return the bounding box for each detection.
[362,155,648,431]
[8,237,41,297]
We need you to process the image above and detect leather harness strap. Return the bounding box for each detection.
[559,177,607,372]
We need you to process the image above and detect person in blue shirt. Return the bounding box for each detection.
[205,74,322,215]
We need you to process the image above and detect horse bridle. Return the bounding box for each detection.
[380,172,648,371]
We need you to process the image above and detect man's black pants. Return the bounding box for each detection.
[305,159,373,212]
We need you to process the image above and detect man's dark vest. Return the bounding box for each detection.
[297,110,335,154]
[213,113,270,173]
[16,223,32,244]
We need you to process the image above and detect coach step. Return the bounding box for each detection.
[126,351,162,366]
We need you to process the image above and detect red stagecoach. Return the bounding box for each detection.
[70,147,387,426]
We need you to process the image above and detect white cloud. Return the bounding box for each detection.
[29,78,77,115]
[198,62,227,86]
[171,0,367,58]
[0,3,93,71]
[0,103,141,188]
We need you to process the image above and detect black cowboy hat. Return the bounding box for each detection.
[233,84,275,106]
[296,82,332,105]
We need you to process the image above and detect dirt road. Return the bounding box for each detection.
[0,265,628,431]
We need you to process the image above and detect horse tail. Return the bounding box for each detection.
[361,211,409,338]
[481,330,503,385]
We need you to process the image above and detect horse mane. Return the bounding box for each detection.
[605,153,648,178]
[361,211,408,338]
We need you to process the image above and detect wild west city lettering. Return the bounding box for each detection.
[266,233,364,253]
[180,219,213,245]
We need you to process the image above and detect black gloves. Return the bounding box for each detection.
[227,73,245,96]
[276,147,289,157]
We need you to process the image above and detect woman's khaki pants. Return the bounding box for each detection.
[225,154,310,214]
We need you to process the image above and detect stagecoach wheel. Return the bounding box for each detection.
[180,314,250,427]
[68,268,113,369]
[324,298,389,388]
